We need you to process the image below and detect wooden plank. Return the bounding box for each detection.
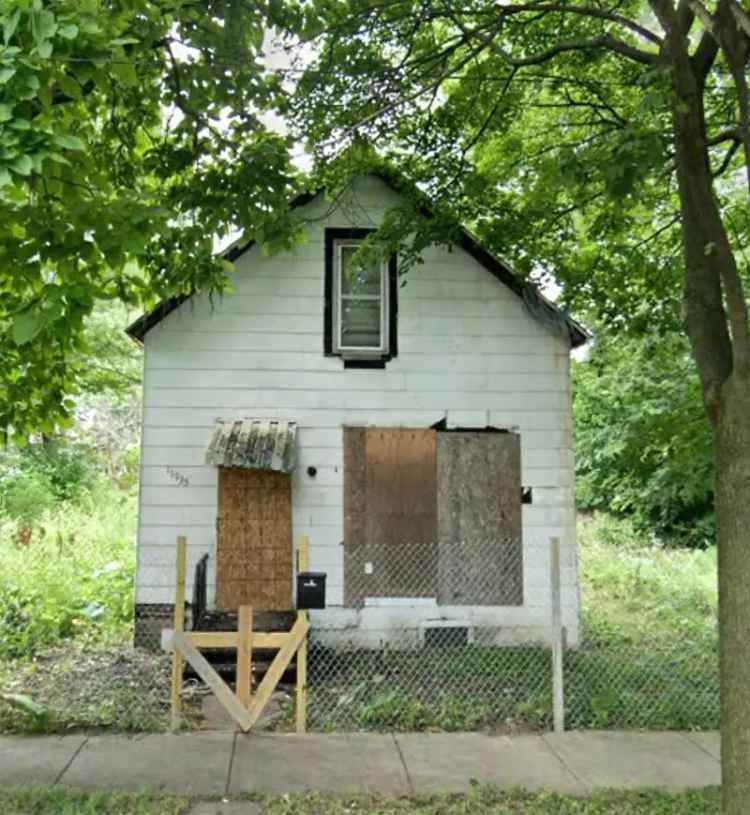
[363,428,438,600]
[171,631,253,732]
[296,536,310,734]
[436,432,523,605]
[183,631,289,649]
[170,535,187,732]
[246,616,309,729]
[237,606,252,713]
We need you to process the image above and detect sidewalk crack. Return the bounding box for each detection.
[225,732,238,796]
[54,736,89,785]
[540,734,589,792]
[681,732,721,764]
[391,734,413,795]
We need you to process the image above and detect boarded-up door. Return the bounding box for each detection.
[216,467,292,610]
[344,428,438,606]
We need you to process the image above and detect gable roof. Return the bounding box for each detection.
[126,177,588,347]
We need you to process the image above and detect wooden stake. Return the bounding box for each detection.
[170,535,187,732]
[248,614,309,730]
[296,535,310,733]
[237,606,253,716]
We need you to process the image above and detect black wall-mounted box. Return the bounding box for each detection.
[297,572,327,610]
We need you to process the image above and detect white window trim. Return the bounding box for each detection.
[332,239,390,357]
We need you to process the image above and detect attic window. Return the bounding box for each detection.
[325,228,398,366]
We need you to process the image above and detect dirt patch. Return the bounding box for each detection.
[0,640,194,733]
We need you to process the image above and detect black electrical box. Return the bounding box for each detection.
[297,571,327,610]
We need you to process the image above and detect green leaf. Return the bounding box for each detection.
[0,102,12,122]
[0,167,11,187]
[10,154,32,175]
[58,73,82,100]
[9,118,31,130]
[31,9,56,43]
[0,693,48,719]
[112,61,138,87]
[53,133,85,151]
[110,36,139,46]
[0,66,16,84]
[58,23,78,39]
[37,39,53,59]
[2,8,21,44]
[12,310,44,344]
[46,152,71,165]
[37,83,52,107]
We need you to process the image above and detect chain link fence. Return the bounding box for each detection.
[307,538,551,732]
[0,524,719,735]
[564,628,719,731]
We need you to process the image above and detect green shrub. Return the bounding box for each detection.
[0,470,57,525]
[21,438,100,502]
[0,483,137,660]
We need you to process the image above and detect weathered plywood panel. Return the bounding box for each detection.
[345,428,437,606]
[216,467,292,610]
[437,432,523,606]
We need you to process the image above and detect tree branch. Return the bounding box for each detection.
[713,139,741,176]
[492,3,663,46]
[502,34,658,67]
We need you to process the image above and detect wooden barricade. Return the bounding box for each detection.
[167,535,310,733]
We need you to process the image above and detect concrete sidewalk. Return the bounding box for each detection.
[0,730,721,801]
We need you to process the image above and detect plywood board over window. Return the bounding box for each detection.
[437,432,523,606]
[344,428,438,606]
[343,427,523,608]
[216,467,292,610]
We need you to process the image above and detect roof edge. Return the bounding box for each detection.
[126,176,588,348]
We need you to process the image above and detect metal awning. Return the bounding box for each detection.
[205,419,297,473]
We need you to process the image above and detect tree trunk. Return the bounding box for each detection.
[666,38,750,811]
[715,374,750,814]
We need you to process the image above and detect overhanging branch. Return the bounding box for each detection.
[492,3,663,46]
[503,34,658,67]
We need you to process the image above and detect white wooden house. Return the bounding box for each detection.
[127,172,587,648]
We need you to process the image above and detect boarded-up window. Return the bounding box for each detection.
[437,432,523,606]
[344,428,523,608]
[216,467,292,610]
[344,428,438,606]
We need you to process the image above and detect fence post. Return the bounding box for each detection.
[550,536,566,734]
[296,535,310,733]
[170,535,187,733]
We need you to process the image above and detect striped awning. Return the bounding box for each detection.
[205,419,297,473]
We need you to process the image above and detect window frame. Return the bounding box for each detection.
[324,228,398,366]
[333,239,389,355]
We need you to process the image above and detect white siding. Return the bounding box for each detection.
[135,175,580,641]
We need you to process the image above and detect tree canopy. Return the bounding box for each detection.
[574,327,714,547]
[0,0,303,439]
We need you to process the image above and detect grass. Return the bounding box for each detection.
[0,482,138,661]
[0,786,722,814]
[304,515,720,733]
[0,786,189,815]
[0,504,720,735]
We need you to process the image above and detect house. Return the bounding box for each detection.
[127,172,587,650]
